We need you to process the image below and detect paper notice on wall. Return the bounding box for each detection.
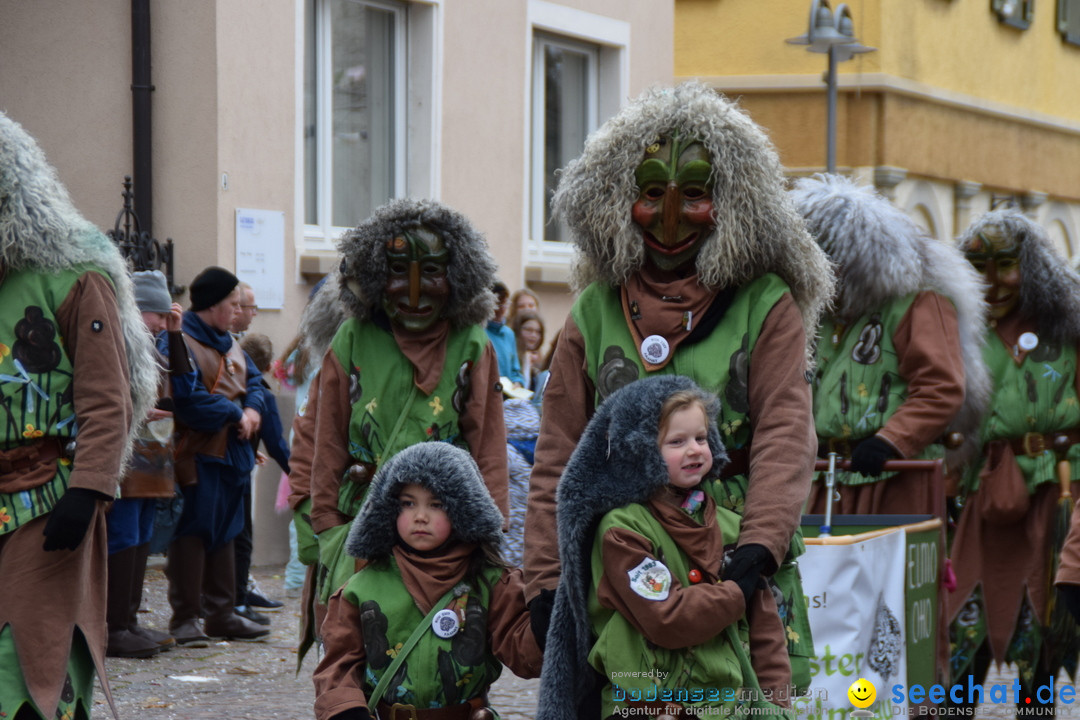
[796,529,907,720]
[235,208,285,310]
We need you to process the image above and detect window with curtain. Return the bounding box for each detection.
[530,33,599,245]
[304,0,405,244]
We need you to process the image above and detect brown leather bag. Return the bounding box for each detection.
[978,439,1030,524]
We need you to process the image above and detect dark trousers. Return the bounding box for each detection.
[234,482,253,604]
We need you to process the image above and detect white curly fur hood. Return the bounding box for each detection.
[0,112,158,461]
[790,174,991,467]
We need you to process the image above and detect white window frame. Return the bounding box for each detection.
[524,1,629,270]
[295,0,442,257]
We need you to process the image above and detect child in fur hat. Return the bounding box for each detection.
[537,376,791,720]
[313,442,541,720]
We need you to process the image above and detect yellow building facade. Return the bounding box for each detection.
[676,0,1080,256]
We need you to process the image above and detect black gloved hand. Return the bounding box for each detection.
[1059,584,1080,624]
[42,487,109,551]
[722,543,773,609]
[849,436,897,477]
[528,588,557,651]
[330,707,372,720]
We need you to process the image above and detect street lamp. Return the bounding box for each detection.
[787,0,875,173]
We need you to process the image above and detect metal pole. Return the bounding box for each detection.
[132,0,154,235]
[826,44,838,174]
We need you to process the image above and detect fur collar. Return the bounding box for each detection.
[345,443,503,561]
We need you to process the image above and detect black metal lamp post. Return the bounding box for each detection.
[786,0,875,174]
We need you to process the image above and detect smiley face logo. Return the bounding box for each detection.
[848,678,876,709]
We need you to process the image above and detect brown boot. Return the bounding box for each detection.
[107,546,161,658]
[202,540,270,642]
[165,535,210,647]
[131,543,175,650]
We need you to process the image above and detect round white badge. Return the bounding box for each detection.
[1018,332,1039,352]
[431,609,460,639]
[641,335,670,365]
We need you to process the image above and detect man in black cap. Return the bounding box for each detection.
[161,266,270,643]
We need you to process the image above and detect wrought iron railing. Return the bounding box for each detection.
[107,175,182,294]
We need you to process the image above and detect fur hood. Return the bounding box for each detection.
[0,112,158,458]
[958,208,1080,347]
[336,198,497,329]
[551,81,834,365]
[790,174,991,468]
[536,375,727,720]
[345,442,504,560]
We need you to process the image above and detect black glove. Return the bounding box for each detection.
[1059,584,1080,624]
[722,543,773,609]
[528,588,557,651]
[42,487,109,551]
[330,708,372,720]
[849,436,897,477]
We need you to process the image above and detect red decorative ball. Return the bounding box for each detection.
[688,569,702,584]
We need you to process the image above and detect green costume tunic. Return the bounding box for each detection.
[0,267,107,720]
[340,560,503,709]
[589,498,747,718]
[814,294,943,486]
[316,320,489,604]
[572,274,814,688]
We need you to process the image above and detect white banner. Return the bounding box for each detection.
[795,529,907,720]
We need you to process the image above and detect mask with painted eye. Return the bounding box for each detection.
[965,224,1022,319]
[631,134,715,272]
[381,226,450,332]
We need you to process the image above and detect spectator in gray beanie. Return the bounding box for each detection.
[133,270,173,315]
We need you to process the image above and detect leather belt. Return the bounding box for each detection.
[1009,430,1080,458]
[0,438,65,478]
[376,696,489,720]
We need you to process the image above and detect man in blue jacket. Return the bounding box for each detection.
[162,266,270,644]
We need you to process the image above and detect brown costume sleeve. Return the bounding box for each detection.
[287,371,320,510]
[1057,501,1080,586]
[56,271,133,495]
[595,526,745,650]
[742,294,815,568]
[523,316,594,600]
[487,568,543,678]
[877,291,966,458]
[459,343,509,520]
[309,350,355,534]
[312,588,370,720]
[747,584,793,705]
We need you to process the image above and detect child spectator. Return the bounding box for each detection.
[235,333,291,624]
[511,310,545,392]
[536,376,791,719]
[503,397,541,567]
[507,287,540,326]
[312,443,542,720]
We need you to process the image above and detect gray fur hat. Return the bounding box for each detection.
[345,442,504,560]
[790,173,991,467]
[536,375,727,720]
[551,81,834,365]
[0,112,158,458]
[958,208,1080,347]
[336,198,497,329]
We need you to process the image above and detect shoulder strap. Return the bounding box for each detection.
[367,584,459,708]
